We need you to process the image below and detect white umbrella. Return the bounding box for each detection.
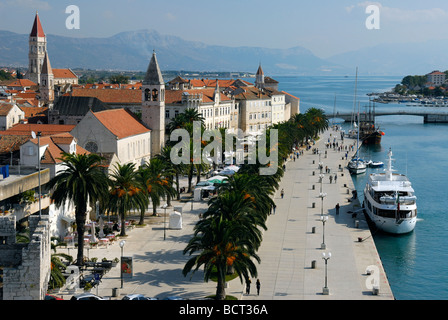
[98,216,105,238]
[90,221,97,243]
[224,165,240,172]
[207,175,228,184]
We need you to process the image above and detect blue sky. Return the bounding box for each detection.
[1,0,448,58]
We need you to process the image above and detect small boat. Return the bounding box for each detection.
[363,149,417,234]
[369,161,384,168]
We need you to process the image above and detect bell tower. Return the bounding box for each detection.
[26,12,47,84]
[40,52,54,106]
[142,51,165,157]
[255,63,265,90]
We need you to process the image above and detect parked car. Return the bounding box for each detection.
[122,294,157,300]
[70,293,108,300]
[45,294,64,300]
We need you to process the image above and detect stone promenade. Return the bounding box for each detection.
[57,128,393,301]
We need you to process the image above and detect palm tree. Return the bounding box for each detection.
[108,163,146,236]
[48,153,108,266]
[138,159,176,217]
[155,145,184,201]
[49,253,73,290]
[183,213,260,300]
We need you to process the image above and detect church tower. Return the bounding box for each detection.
[40,52,54,106]
[142,51,165,157]
[26,12,47,85]
[255,64,265,90]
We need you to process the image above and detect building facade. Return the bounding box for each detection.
[70,108,152,168]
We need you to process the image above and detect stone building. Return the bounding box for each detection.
[0,215,51,300]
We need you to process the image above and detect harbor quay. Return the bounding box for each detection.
[55,128,393,301]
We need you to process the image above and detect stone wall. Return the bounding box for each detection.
[0,215,51,300]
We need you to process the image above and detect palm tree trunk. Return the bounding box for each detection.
[139,207,145,225]
[176,173,180,200]
[216,266,226,300]
[120,209,126,236]
[75,212,86,266]
[187,165,193,193]
[167,193,171,207]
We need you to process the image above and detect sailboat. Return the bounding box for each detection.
[348,68,367,175]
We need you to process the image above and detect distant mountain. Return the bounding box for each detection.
[327,39,448,76]
[0,29,348,75]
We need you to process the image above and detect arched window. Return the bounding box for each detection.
[152,89,159,101]
[145,88,151,101]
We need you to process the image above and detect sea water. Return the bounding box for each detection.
[276,75,448,300]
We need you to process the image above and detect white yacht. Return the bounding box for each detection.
[363,149,417,234]
[348,158,367,175]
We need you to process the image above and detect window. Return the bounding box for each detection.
[165,110,170,118]
[85,142,98,153]
[144,89,151,101]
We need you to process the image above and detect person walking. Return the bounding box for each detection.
[273,204,277,215]
[329,175,333,184]
[246,278,252,295]
[334,174,337,183]
[281,189,285,199]
[256,279,261,296]
[336,203,340,215]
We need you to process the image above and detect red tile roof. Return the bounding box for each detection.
[0,102,15,116]
[53,69,78,79]
[0,124,75,137]
[30,133,89,164]
[165,88,231,105]
[92,108,150,139]
[4,79,37,88]
[18,106,48,119]
[71,88,141,104]
[30,13,45,37]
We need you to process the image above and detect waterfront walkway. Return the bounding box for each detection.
[57,129,393,301]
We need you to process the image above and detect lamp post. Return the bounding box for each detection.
[119,240,126,288]
[36,131,42,218]
[320,215,328,249]
[319,173,325,193]
[322,252,331,295]
[319,192,327,219]
[162,204,168,240]
[318,152,323,174]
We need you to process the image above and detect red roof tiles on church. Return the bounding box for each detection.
[92,108,150,139]
[53,69,78,79]
[30,13,45,37]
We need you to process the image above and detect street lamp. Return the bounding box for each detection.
[162,204,168,240]
[320,215,328,249]
[119,240,126,288]
[318,152,323,174]
[319,192,327,219]
[32,131,42,218]
[322,252,331,295]
[319,173,325,193]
